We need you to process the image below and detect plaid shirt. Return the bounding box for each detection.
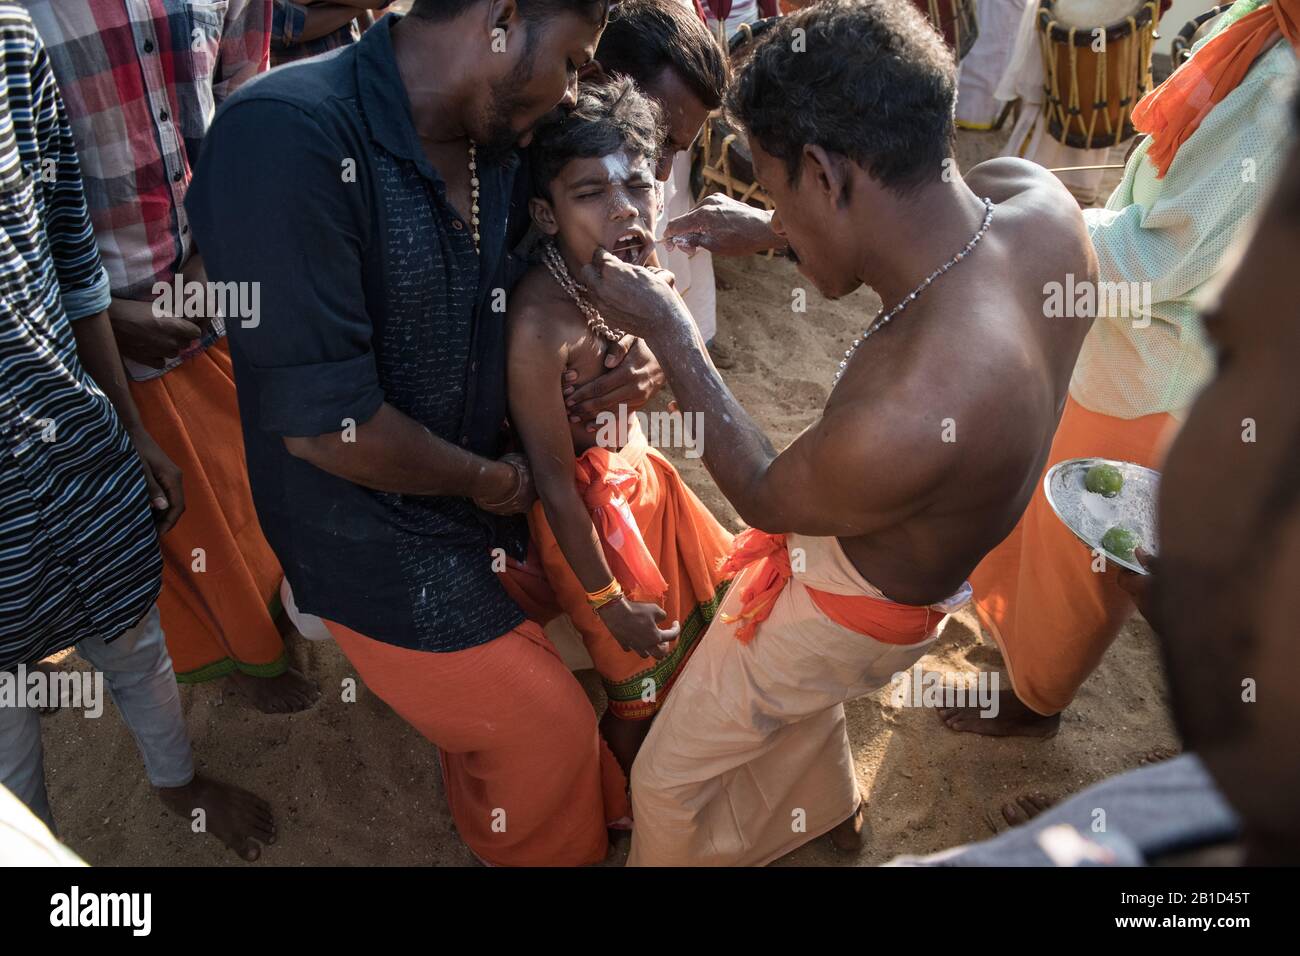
[271,0,360,65]
[21,0,270,379]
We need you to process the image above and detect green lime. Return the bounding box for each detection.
[1085,463,1124,498]
[1101,527,1139,561]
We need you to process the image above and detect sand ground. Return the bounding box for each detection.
[35,128,1180,866]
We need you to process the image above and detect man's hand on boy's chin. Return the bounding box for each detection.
[562,336,664,432]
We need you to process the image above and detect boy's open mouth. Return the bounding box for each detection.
[610,229,650,265]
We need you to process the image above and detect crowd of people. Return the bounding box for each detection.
[0,0,1296,868]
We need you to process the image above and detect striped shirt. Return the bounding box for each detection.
[0,4,162,670]
[20,0,271,381]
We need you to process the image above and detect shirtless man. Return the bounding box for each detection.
[577,0,1097,865]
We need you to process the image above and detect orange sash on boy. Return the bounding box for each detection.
[529,417,733,719]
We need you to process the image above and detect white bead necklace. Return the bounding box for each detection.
[468,143,480,253]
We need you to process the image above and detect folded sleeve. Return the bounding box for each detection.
[27,29,111,321]
[272,1,308,48]
[186,97,383,437]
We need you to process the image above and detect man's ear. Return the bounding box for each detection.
[529,196,559,235]
[487,0,519,47]
[804,144,851,209]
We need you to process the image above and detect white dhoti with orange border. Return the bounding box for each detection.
[627,531,970,866]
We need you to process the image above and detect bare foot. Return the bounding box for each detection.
[937,688,1061,738]
[707,339,736,370]
[158,773,275,861]
[828,797,865,852]
[985,792,1055,833]
[228,668,319,714]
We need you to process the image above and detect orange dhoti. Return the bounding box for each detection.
[325,617,629,866]
[970,395,1177,716]
[127,339,287,681]
[528,419,734,720]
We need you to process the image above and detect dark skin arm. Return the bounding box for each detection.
[71,310,185,533]
[576,250,942,535]
[282,403,535,515]
[509,295,678,658]
[295,4,364,42]
[107,252,211,369]
[1117,548,1160,630]
[663,192,786,257]
[292,1,390,43]
[563,335,664,431]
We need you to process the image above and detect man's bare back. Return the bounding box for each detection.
[827,160,1096,604]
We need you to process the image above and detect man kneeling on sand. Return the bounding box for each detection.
[578,0,1098,866]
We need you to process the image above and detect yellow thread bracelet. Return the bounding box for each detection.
[586,580,624,611]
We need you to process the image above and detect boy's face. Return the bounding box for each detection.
[532,148,658,267]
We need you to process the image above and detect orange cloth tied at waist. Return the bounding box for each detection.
[1133,0,1299,178]
[574,430,668,604]
[719,528,938,646]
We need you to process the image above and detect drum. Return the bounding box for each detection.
[911,0,980,61]
[1170,3,1232,67]
[1036,0,1160,150]
[693,17,781,213]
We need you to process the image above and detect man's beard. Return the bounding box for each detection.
[476,56,539,164]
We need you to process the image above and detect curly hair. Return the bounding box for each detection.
[529,77,663,198]
[726,0,957,196]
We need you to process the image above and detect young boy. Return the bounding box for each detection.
[507,79,734,775]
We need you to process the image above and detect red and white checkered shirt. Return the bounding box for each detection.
[22,0,270,375]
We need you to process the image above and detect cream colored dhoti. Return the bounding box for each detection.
[627,533,970,866]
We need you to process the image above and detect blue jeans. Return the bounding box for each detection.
[0,604,194,830]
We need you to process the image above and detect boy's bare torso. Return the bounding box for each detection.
[512,265,615,454]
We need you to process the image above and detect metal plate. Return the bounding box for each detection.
[1043,457,1160,574]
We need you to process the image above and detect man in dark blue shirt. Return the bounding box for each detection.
[188,1,663,865]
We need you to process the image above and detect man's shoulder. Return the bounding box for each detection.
[215,50,360,132]
[971,159,1094,270]
[968,158,1084,225]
